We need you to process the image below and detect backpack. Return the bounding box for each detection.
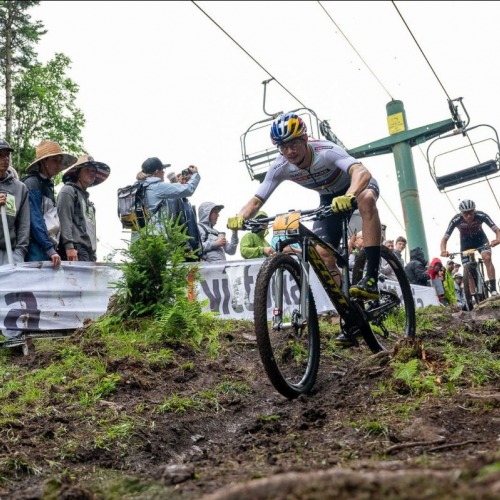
[117,181,149,230]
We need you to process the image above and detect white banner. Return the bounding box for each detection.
[0,262,121,332]
[0,259,439,332]
[196,259,439,320]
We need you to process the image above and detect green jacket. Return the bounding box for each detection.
[443,269,457,305]
[240,230,271,259]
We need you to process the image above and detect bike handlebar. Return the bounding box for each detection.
[447,242,498,259]
[242,199,359,232]
[241,205,335,232]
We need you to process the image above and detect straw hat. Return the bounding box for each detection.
[26,140,77,173]
[62,154,110,187]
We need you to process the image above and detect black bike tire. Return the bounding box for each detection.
[352,246,416,343]
[253,253,320,399]
[463,264,476,310]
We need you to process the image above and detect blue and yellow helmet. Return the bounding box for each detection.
[270,113,307,146]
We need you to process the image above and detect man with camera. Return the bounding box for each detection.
[135,158,201,260]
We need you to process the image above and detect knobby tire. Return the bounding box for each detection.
[253,253,320,399]
[352,246,416,350]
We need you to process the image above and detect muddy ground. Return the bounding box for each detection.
[1,300,500,499]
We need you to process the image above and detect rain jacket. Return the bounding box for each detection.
[240,211,271,259]
[197,201,238,262]
[404,247,430,286]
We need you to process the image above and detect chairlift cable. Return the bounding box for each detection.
[191,1,306,108]
[391,1,451,101]
[317,1,393,100]
[378,195,405,231]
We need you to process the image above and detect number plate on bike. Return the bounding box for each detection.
[273,212,300,236]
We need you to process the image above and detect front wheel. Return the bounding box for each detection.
[352,246,416,350]
[253,253,320,399]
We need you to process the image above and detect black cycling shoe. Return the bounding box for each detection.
[349,275,380,300]
[334,332,357,347]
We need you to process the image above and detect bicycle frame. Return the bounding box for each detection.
[267,208,399,338]
[271,210,353,323]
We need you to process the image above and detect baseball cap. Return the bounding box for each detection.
[454,273,463,278]
[141,157,171,174]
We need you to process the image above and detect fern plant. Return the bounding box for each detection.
[112,214,197,318]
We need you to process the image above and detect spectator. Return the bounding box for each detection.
[446,259,456,277]
[394,236,407,267]
[0,139,31,340]
[240,211,275,259]
[453,262,461,275]
[166,171,177,183]
[0,139,30,264]
[383,239,394,251]
[453,272,467,310]
[348,231,363,270]
[198,202,238,262]
[134,158,201,259]
[404,247,430,287]
[57,155,110,262]
[380,239,397,281]
[270,234,302,255]
[427,257,456,306]
[22,140,77,267]
[175,168,203,261]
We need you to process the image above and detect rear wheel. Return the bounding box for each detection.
[352,246,416,349]
[463,264,477,310]
[253,253,320,399]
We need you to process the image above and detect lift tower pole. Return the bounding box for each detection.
[347,100,455,260]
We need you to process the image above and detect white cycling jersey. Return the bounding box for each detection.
[254,139,364,203]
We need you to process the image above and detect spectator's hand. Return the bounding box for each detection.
[440,250,449,257]
[66,248,78,261]
[263,247,276,257]
[331,194,356,213]
[50,253,61,268]
[0,193,6,206]
[227,216,244,230]
[216,236,227,247]
[188,165,198,174]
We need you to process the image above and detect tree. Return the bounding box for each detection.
[12,53,85,173]
[0,0,46,142]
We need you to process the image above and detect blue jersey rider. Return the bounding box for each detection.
[227,112,382,300]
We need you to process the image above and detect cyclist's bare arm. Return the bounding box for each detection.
[238,196,263,220]
[346,163,371,197]
[440,236,450,257]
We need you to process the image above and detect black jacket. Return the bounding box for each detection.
[405,247,430,286]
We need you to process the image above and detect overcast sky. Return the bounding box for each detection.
[31,0,500,270]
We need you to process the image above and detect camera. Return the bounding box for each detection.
[181,168,191,177]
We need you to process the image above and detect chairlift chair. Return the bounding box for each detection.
[240,79,345,183]
[427,98,500,192]
[241,108,327,182]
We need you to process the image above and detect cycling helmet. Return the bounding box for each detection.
[270,113,307,146]
[458,199,476,212]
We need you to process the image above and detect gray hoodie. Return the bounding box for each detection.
[0,169,30,264]
[197,201,238,262]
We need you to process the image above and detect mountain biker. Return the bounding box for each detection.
[440,199,500,296]
[227,112,382,299]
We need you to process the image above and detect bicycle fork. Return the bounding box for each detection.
[272,259,310,332]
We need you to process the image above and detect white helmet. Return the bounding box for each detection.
[458,199,475,212]
[454,273,463,279]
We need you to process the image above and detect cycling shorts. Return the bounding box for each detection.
[460,236,491,264]
[314,181,380,247]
